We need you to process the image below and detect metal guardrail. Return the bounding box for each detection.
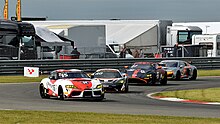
[0,57,220,75]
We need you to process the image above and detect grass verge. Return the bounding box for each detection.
[0,75,47,83]
[153,88,220,102]
[0,110,219,124]
[198,70,220,76]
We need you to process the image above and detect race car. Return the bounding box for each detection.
[91,69,128,92]
[126,62,167,85]
[159,60,197,80]
[39,69,105,101]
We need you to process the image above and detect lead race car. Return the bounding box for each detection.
[91,69,128,92]
[39,69,105,101]
[126,62,167,85]
[159,60,197,80]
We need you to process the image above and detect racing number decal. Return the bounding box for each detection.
[82,81,89,84]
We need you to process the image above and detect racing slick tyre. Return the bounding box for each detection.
[189,69,197,80]
[96,94,105,101]
[58,86,66,100]
[148,73,156,85]
[121,83,129,93]
[39,84,50,99]
[124,83,129,93]
[175,71,181,80]
[160,72,167,85]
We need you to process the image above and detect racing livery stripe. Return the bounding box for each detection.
[47,88,58,96]
[132,69,140,78]
[50,80,57,84]
[70,79,92,90]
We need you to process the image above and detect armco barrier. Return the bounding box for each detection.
[0,57,220,75]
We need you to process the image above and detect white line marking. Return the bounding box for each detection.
[147,92,220,105]
[0,108,14,110]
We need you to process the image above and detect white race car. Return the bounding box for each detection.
[39,69,105,101]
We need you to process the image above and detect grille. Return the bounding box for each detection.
[71,91,81,96]
[108,80,113,83]
[83,91,92,97]
[100,80,104,83]
[94,91,102,95]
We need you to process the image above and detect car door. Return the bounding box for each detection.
[179,61,186,76]
[48,72,58,96]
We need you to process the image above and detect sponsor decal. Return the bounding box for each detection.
[24,67,39,77]
[82,81,89,84]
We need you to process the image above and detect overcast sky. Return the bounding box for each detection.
[0,0,220,22]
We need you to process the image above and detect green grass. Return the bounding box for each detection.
[153,88,220,102]
[0,110,219,124]
[0,75,48,83]
[198,70,220,76]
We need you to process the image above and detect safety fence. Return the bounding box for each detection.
[0,57,220,75]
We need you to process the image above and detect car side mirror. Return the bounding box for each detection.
[180,65,184,68]
[122,73,127,77]
[157,66,162,69]
[49,76,56,80]
[90,75,94,79]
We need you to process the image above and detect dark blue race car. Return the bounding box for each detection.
[126,62,167,85]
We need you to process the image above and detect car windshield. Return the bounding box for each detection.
[131,64,153,70]
[58,72,90,79]
[161,62,178,67]
[94,71,122,78]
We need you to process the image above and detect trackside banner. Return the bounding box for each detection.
[24,67,39,77]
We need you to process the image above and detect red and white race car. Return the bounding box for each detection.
[39,69,105,101]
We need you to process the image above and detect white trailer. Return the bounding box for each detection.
[161,25,202,57]
[166,25,202,46]
[192,34,220,57]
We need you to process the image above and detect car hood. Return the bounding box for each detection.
[162,67,177,71]
[95,78,122,84]
[127,68,152,77]
[162,67,177,70]
[67,78,93,90]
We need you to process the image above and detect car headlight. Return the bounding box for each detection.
[96,84,103,89]
[118,80,125,83]
[146,74,152,77]
[65,85,77,89]
[167,71,174,75]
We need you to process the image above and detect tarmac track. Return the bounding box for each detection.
[0,77,220,118]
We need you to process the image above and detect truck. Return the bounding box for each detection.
[166,25,202,46]
[162,25,203,57]
[0,19,37,60]
[192,34,220,57]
